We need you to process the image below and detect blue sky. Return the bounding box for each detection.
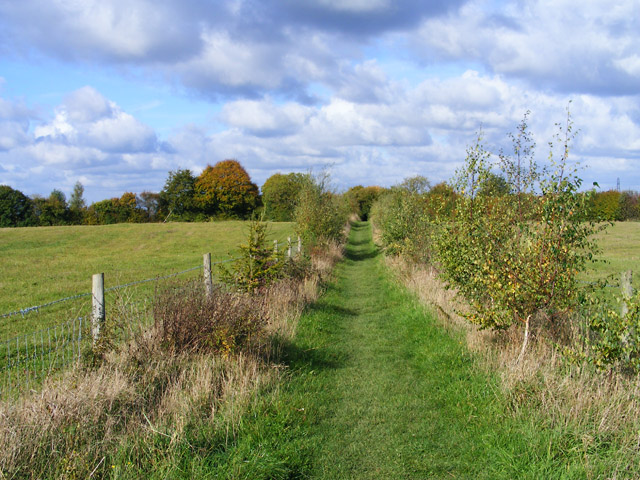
[0,0,639,202]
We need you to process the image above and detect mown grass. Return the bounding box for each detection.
[0,221,295,338]
[205,222,635,478]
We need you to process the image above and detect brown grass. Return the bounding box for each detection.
[0,245,343,479]
[386,255,640,468]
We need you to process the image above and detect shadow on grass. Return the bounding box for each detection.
[274,336,349,372]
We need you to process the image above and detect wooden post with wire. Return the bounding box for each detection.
[621,270,633,317]
[203,253,213,299]
[92,273,105,345]
[287,237,292,259]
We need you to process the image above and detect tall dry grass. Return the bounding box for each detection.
[0,246,343,479]
[386,256,640,471]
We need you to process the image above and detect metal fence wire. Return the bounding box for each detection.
[0,239,300,400]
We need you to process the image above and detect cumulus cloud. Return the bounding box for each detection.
[34,86,157,153]
[414,0,640,96]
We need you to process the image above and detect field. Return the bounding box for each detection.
[585,221,640,285]
[0,221,295,338]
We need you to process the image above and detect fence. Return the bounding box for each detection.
[0,236,301,400]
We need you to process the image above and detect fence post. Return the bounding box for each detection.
[298,236,302,254]
[203,253,213,299]
[621,270,633,316]
[274,239,278,254]
[92,273,105,345]
[287,237,292,259]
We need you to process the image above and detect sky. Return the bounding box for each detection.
[0,0,639,202]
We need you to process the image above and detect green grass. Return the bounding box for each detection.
[584,221,640,284]
[197,222,633,479]
[0,221,295,338]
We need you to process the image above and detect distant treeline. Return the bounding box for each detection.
[1,158,636,228]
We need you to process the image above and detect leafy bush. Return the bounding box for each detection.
[435,111,602,336]
[294,171,348,247]
[582,292,640,372]
[261,172,308,221]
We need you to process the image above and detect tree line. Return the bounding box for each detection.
[0,160,367,228]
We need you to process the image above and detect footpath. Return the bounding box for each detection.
[224,221,564,479]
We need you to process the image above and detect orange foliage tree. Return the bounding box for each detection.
[195,159,260,218]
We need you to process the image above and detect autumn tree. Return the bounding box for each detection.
[195,159,260,219]
[261,172,308,221]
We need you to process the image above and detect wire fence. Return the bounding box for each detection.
[0,238,298,400]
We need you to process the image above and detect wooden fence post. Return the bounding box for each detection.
[298,236,301,254]
[274,239,278,254]
[92,273,105,345]
[203,253,213,299]
[621,270,633,316]
[287,237,292,259]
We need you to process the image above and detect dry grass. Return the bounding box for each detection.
[386,255,640,471]
[0,245,343,479]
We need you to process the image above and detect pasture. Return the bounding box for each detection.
[0,221,295,338]
[585,221,640,284]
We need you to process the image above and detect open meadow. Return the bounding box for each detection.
[0,221,295,338]
[585,221,640,284]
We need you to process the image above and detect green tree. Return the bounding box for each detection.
[0,185,36,227]
[195,160,260,219]
[33,189,70,226]
[261,172,308,221]
[345,185,384,220]
[69,181,86,224]
[294,171,348,247]
[159,169,197,220]
[434,110,603,358]
[397,175,431,195]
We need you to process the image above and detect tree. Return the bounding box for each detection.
[138,191,161,222]
[159,169,197,220]
[85,192,146,224]
[33,189,70,226]
[0,185,36,227]
[397,175,431,195]
[434,110,603,360]
[261,172,308,221]
[348,185,384,220]
[69,182,86,211]
[195,160,260,219]
[294,171,348,246]
[477,173,511,198]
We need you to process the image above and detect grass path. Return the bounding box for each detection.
[215,221,618,479]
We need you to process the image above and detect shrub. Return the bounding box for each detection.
[154,280,266,356]
[294,171,348,247]
[261,172,308,221]
[434,110,603,356]
[219,218,285,293]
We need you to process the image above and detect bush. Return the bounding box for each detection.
[435,111,603,338]
[294,171,348,247]
[154,280,266,356]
